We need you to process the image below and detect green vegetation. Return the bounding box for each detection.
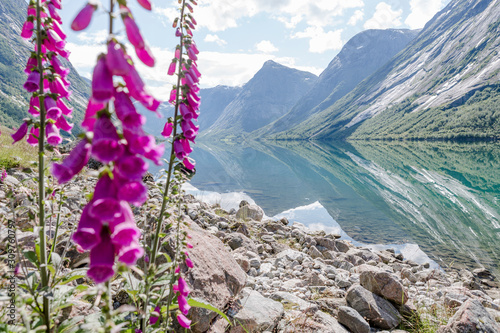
[0,125,38,169]
[351,85,500,141]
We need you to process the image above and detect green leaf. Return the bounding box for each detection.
[188,298,231,325]
[23,251,39,267]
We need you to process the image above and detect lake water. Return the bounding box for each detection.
[152,140,500,277]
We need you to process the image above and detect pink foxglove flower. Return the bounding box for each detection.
[117,180,148,206]
[52,139,91,184]
[114,90,145,131]
[11,122,29,144]
[87,229,115,284]
[89,174,122,222]
[123,13,145,49]
[177,276,190,296]
[71,4,96,31]
[72,205,102,250]
[21,19,34,39]
[137,0,152,10]
[56,98,73,116]
[109,202,141,247]
[27,126,39,146]
[167,60,177,75]
[91,116,124,163]
[46,122,62,146]
[23,71,40,92]
[178,293,191,315]
[50,56,70,77]
[55,116,74,132]
[115,154,148,180]
[107,41,130,76]
[45,97,62,120]
[135,43,155,67]
[91,56,114,103]
[183,158,195,171]
[117,241,144,265]
[177,314,191,329]
[161,122,173,138]
[150,306,160,325]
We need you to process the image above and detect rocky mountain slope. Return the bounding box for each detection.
[257,29,419,137]
[0,0,89,132]
[278,0,500,140]
[202,60,317,139]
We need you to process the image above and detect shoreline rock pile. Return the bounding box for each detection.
[1,171,499,332]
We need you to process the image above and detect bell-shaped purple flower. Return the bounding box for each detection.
[91,116,124,163]
[177,314,191,329]
[21,19,34,39]
[24,56,37,74]
[178,293,191,315]
[71,4,96,31]
[11,122,29,144]
[28,96,40,116]
[123,13,145,49]
[49,77,71,98]
[57,98,73,116]
[89,174,122,221]
[46,122,62,146]
[187,47,198,61]
[27,127,39,147]
[48,3,62,24]
[51,20,67,40]
[47,29,66,50]
[117,241,144,265]
[178,276,190,296]
[150,306,160,325]
[23,71,40,93]
[137,0,152,10]
[45,97,62,120]
[114,91,145,131]
[161,122,173,138]
[117,180,148,206]
[87,228,115,284]
[72,205,102,250]
[181,119,198,140]
[109,202,141,247]
[52,139,91,184]
[167,59,177,75]
[135,44,155,67]
[50,56,70,77]
[55,115,74,133]
[183,157,195,171]
[107,41,130,76]
[115,154,148,180]
[91,56,114,103]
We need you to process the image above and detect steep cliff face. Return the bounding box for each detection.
[196,85,242,132]
[0,0,90,132]
[259,29,419,136]
[202,60,317,139]
[281,0,500,140]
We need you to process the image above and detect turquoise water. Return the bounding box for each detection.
[152,140,500,276]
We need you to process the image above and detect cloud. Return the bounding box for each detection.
[255,40,278,53]
[196,51,322,87]
[156,0,364,31]
[292,27,343,54]
[405,0,446,29]
[348,9,364,26]
[204,34,227,46]
[364,2,403,29]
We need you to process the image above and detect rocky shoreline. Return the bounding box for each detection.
[1,170,500,332]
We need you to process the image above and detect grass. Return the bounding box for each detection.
[0,125,38,169]
[398,303,456,333]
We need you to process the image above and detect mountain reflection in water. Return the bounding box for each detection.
[151,140,500,277]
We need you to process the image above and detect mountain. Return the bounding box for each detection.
[138,85,242,137]
[197,85,242,132]
[0,0,90,132]
[257,29,419,136]
[278,0,500,141]
[202,60,317,139]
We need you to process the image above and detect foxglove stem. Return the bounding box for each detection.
[35,0,50,331]
[142,0,188,330]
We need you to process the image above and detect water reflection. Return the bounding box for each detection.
[151,140,500,277]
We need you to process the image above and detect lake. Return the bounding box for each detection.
[151,140,500,277]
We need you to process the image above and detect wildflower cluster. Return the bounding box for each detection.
[51,0,163,284]
[12,0,73,146]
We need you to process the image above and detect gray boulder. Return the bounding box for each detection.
[236,204,264,221]
[229,288,284,333]
[338,306,370,333]
[437,299,500,333]
[346,284,402,330]
[356,264,408,305]
[225,232,258,253]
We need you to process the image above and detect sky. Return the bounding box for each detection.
[60,0,451,100]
